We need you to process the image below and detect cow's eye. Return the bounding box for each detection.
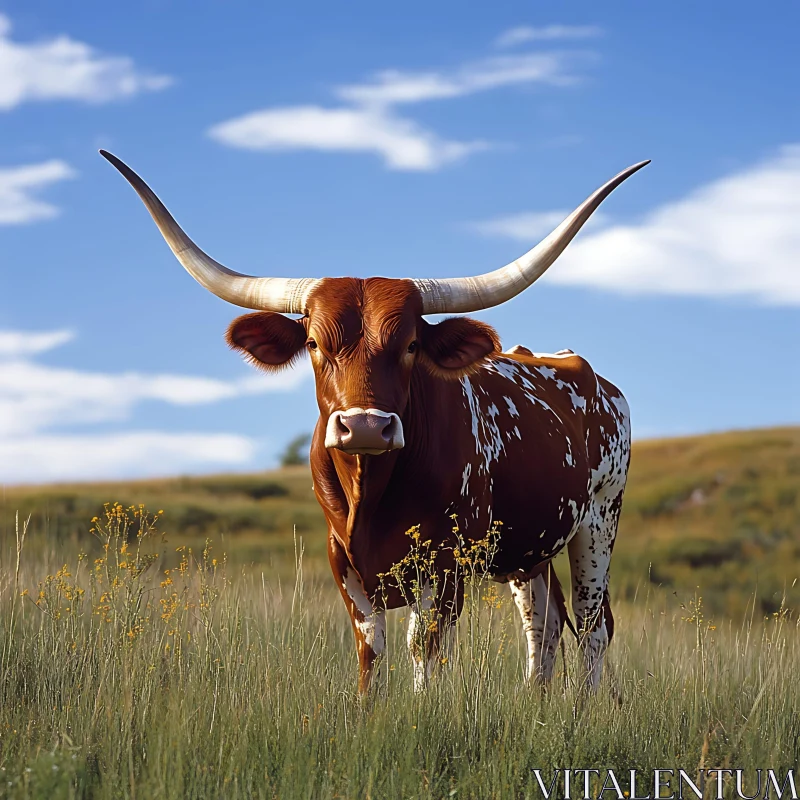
[407,341,417,354]
[307,339,318,350]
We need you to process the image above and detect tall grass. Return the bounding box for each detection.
[0,506,798,799]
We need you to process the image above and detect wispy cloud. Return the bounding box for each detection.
[0,329,311,483]
[209,47,590,171]
[471,209,583,241]
[495,25,603,49]
[0,160,76,224]
[471,146,800,306]
[0,359,307,437]
[0,432,255,484]
[0,328,75,356]
[210,105,486,171]
[0,13,171,111]
[335,53,581,107]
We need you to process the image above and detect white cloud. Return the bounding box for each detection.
[210,49,587,171]
[0,160,76,224]
[471,146,800,306]
[0,12,171,111]
[495,25,603,48]
[0,354,309,437]
[335,53,581,107]
[0,328,75,356]
[470,209,609,241]
[209,105,486,171]
[471,209,575,241]
[0,432,255,484]
[0,329,312,483]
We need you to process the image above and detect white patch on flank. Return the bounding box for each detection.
[503,396,519,418]
[462,376,506,475]
[460,462,472,496]
[485,360,566,426]
[567,499,581,524]
[521,382,563,423]
[609,393,630,419]
[493,356,589,416]
[462,377,481,446]
[491,360,520,382]
[563,383,587,411]
[589,385,631,499]
[342,568,385,654]
[487,359,566,419]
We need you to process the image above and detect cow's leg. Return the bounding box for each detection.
[407,579,434,692]
[328,534,385,694]
[567,487,622,690]
[510,565,567,683]
[406,578,461,692]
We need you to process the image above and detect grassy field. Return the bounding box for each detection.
[0,504,798,799]
[0,426,799,798]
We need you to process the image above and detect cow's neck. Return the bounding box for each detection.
[327,366,464,552]
[332,449,398,540]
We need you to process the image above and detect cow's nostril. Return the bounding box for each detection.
[336,415,351,437]
[381,417,396,442]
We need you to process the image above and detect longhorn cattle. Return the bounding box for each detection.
[102,151,647,693]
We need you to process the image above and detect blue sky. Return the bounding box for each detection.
[1,1,798,483]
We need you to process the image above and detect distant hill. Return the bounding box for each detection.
[2,426,798,618]
[616,426,800,617]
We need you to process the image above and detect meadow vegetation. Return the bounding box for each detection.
[3,426,799,615]
[0,426,799,798]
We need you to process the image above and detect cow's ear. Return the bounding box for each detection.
[419,317,500,379]
[226,312,307,372]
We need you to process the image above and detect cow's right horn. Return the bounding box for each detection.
[100,151,318,314]
[413,160,649,315]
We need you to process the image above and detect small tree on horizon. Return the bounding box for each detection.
[280,433,312,467]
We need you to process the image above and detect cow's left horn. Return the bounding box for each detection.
[100,151,318,314]
[413,160,650,314]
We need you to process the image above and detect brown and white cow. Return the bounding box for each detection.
[102,151,647,693]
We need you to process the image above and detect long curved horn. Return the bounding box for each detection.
[100,151,318,314]
[413,160,650,314]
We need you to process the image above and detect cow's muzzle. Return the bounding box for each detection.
[325,408,405,455]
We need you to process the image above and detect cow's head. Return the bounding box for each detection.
[224,278,500,454]
[100,150,647,456]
